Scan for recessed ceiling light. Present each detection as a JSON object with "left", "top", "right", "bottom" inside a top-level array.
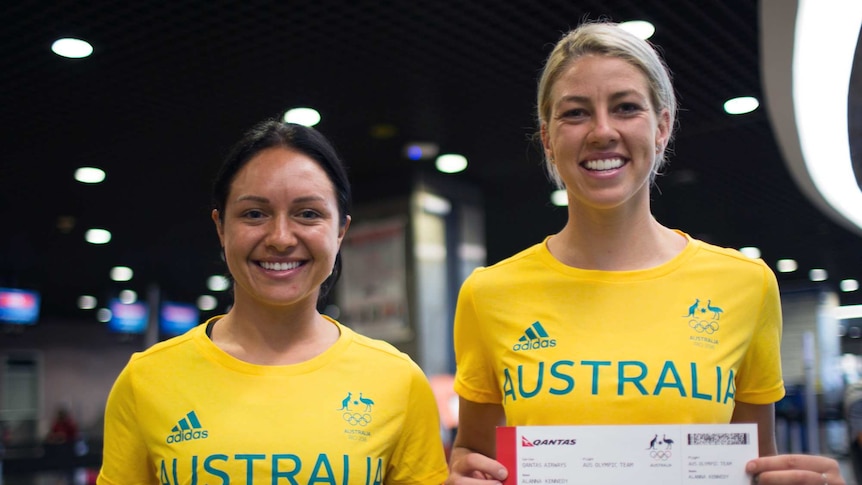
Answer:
[
  {"left": 550, "top": 189, "right": 568, "bottom": 207},
  {"left": 85, "top": 228, "right": 111, "bottom": 244},
  {"left": 283, "top": 107, "right": 320, "bottom": 127},
  {"left": 96, "top": 307, "right": 112, "bottom": 323},
  {"left": 77, "top": 295, "right": 97, "bottom": 310},
  {"left": 118, "top": 289, "right": 137, "bottom": 303},
  {"left": 110, "top": 266, "right": 134, "bottom": 282},
  {"left": 739, "top": 246, "right": 761, "bottom": 259},
  {"left": 724, "top": 96, "right": 759, "bottom": 115},
  {"left": 51, "top": 38, "right": 93, "bottom": 58},
  {"left": 619, "top": 20, "right": 655, "bottom": 40},
  {"left": 74, "top": 167, "right": 106, "bottom": 183},
  {"left": 776, "top": 259, "right": 798, "bottom": 273},
  {"left": 841, "top": 279, "right": 860, "bottom": 292},
  {"left": 207, "top": 275, "right": 230, "bottom": 292},
  {"left": 197, "top": 295, "right": 218, "bottom": 311},
  {"left": 435, "top": 154, "right": 467, "bottom": 174},
  {"left": 809, "top": 268, "right": 828, "bottom": 282}
]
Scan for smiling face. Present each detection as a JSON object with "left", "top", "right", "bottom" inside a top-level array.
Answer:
[
  {"left": 212, "top": 146, "right": 350, "bottom": 311},
  {"left": 541, "top": 54, "right": 670, "bottom": 212}
]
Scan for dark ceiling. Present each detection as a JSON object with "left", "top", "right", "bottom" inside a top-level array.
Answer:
[{"left": 1, "top": 0, "right": 861, "bottom": 326}]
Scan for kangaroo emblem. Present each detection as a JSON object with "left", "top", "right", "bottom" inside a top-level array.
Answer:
[
  {"left": 338, "top": 392, "right": 352, "bottom": 410},
  {"left": 683, "top": 299, "right": 700, "bottom": 317}
]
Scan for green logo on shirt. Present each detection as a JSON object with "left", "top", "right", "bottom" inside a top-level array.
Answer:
[{"left": 166, "top": 410, "right": 208, "bottom": 444}]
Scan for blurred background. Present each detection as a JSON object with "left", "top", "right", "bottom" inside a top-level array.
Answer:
[{"left": 1, "top": 0, "right": 861, "bottom": 483}]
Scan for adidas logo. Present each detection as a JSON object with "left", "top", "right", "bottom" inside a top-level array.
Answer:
[
  {"left": 166, "top": 410, "right": 209, "bottom": 444},
  {"left": 512, "top": 321, "right": 556, "bottom": 351}
]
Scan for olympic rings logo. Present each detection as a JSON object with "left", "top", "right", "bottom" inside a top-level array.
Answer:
[
  {"left": 650, "top": 450, "right": 672, "bottom": 461},
  {"left": 343, "top": 412, "right": 372, "bottom": 426},
  {"left": 688, "top": 319, "right": 719, "bottom": 334}
]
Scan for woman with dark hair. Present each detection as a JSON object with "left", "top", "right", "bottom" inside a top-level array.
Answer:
[{"left": 98, "top": 119, "right": 449, "bottom": 485}]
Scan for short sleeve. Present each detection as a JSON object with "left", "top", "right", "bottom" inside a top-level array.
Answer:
[
  {"left": 386, "top": 363, "right": 449, "bottom": 485},
  {"left": 734, "top": 263, "right": 785, "bottom": 404},
  {"left": 452, "top": 271, "right": 501, "bottom": 404},
  {"left": 97, "top": 359, "right": 158, "bottom": 485}
]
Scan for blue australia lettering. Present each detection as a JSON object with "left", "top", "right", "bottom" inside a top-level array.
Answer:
[
  {"left": 502, "top": 360, "right": 735, "bottom": 404},
  {"left": 158, "top": 453, "right": 384, "bottom": 485}
]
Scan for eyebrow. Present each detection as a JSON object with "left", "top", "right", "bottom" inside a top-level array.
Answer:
[
  {"left": 556, "top": 89, "right": 646, "bottom": 106},
  {"left": 233, "top": 194, "right": 327, "bottom": 204}
]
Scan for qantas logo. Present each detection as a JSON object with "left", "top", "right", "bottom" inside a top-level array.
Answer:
[{"left": 520, "top": 435, "right": 577, "bottom": 446}]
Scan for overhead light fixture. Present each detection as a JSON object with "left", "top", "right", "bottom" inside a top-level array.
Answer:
[
  {"left": 110, "top": 266, "right": 134, "bottom": 282},
  {"left": 85, "top": 228, "right": 111, "bottom": 244},
  {"left": 618, "top": 20, "right": 655, "bottom": 40},
  {"left": 739, "top": 247, "right": 761, "bottom": 259},
  {"left": 435, "top": 154, "right": 467, "bottom": 174},
  {"left": 550, "top": 189, "right": 568, "bottom": 207},
  {"left": 74, "top": 167, "right": 106, "bottom": 184},
  {"left": 761, "top": 0, "right": 862, "bottom": 235},
  {"left": 197, "top": 295, "right": 218, "bottom": 311},
  {"left": 776, "top": 259, "right": 798, "bottom": 273},
  {"left": 792, "top": 0, "right": 862, "bottom": 230},
  {"left": 96, "top": 307, "right": 112, "bottom": 323},
  {"left": 118, "top": 289, "right": 137, "bottom": 304},
  {"left": 51, "top": 38, "right": 93, "bottom": 58},
  {"left": 841, "top": 279, "right": 860, "bottom": 292},
  {"left": 207, "top": 275, "right": 230, "bottom": 292},
  {"left": 723, "top": 96, "right": 759, "bottom": 115},
  {"left": 283, "top": 107, "right": 321, "bottom": 127},
  {"left": 809, "top": 268, "right": 828, "bottom": 282},
  {"left": 77, "top": 295, "right": 97, "bottom": 310}
]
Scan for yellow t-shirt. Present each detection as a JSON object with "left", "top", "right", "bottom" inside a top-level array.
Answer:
[
  {"left": 454, "top": 233, "right": 784, "bottom": 425},
  {"left": 99, "top": 316, "right": 448, "bottom": 485}
]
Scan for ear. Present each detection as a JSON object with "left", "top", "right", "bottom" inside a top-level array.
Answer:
[
  {"left": 540, "top": 122, "right": 553, "bottom": 162},
  {"left": 211, "top": 209, "right": 225, "bottom": 247},
  {"left": 655, "top": 109, "right": 671, "bottom": 152},
  {"left": 337, "top": 215, "right": 351, "bottom": 248}
]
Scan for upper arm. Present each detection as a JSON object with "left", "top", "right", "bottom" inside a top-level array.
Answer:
[
  {"left": 731, "top": 401, "right": 777, "bottom": 456},
  {"left": 451, "top": 397, "right": 505, "bottom": 459}
]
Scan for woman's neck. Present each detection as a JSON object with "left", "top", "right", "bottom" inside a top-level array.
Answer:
[
  {"left": 549, "top": 206, "right": 686, "bottom": 271},
  {"left": 210, "top": 301, "right": 339, "bottom": 365}
]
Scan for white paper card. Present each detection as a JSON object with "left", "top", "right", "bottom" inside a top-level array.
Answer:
[{"left": 496, "top": 423, "right": 758, "bottom": 485}]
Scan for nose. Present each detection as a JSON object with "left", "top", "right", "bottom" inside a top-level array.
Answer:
[
  {"left": 586, "top": 111, "right": 618, "bottom": 146},
  {"left": 266, "top": 215, "right": 297, "bottom": 251}
]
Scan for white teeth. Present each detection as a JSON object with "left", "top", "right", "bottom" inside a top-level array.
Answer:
[
  {"left": 260, "top": 261, "right": 301, "bottom": 271},
  {"left": 584, "top": 158, "right": 624, "bottom": 171}
]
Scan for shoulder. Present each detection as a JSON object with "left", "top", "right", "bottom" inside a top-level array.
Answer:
[
  {"left": 124, "top": 322, "right": 205, "bottom": 369},
  {"left": 338, "top": 324, "right": 426, "bottom": 375},
  {"left": 462, "top": 239, "right": 548, "bottom": 287},
  {"left": 688, "top": 236, "right": 776, "bottom": 278}
]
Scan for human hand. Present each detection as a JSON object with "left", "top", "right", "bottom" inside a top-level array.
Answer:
[
  {"left": 746, "top": 454, "right": 845, "bottom": 485},
  {"left": 446, "top": 449, "right": 508, "bottom": 485}
]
